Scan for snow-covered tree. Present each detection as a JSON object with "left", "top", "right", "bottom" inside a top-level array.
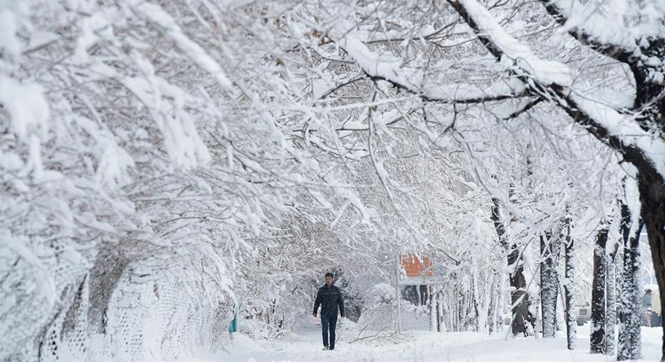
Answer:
[{"left": 2, "top": 0, "right": 660, "bottom": 360}]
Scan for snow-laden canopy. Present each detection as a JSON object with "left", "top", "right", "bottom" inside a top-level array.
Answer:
[{"left": 2, "top": 0, "right": 664, "bottom": 361}]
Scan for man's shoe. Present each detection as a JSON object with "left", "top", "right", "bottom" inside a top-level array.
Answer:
[{"left": 322, "top": 347, "right": 328, "bottom": 351}]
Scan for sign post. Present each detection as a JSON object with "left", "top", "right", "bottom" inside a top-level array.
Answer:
[
  {"left": 396, "top": 255, "right": 401, "bottom": 333},
  {"left": 396, "top": 254, "right": 444, "bottom": 333}
]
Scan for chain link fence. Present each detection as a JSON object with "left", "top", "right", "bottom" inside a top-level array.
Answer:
[
  {"left": 356, "top": 302, "right": 432, "bottom": 333},
  {"left": 1, "top": 260, "right": 233, "bottom": 362}
]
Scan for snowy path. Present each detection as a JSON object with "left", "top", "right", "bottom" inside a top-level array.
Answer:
[{"left": 190, "top": 324, "right": 663, "bottom": 362}]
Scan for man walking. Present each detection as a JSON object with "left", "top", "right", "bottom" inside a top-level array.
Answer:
[{"left": 313, "top": 272, "right": 345, "bottom": 350}]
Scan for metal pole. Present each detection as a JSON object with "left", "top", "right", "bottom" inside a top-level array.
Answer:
[
  {"left": 396, "top": 255, "right": 401, "bottom": 334},
  {"left": 430, "top": 285, "right": 436, "bottom": 332}
]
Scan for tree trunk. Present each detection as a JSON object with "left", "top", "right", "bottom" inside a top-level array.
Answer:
[
  {"left": 617, "top": 199, "right": 643, "bottom": 360},
  {"left": 473, "top": 271, "right": 482, "bottom": 332},
  {"left": 540, "top": 232, "right": 559, "bottom": 338},
  {"left": 438, "top": 289, "right": 446, "bottom": 332},
  {"left": 492, "top": 198, "right": 532, "bottom": 336},
  {"left": 606, "top": 239, "right": 619, "bottom": 356},
  {"left": 496, "top": 271, "right": 505, "bottom": 333},
  {"left": 488, "top": 278, "right": 495, "bottom": 334},
  {"left": 638, "top": 170, "right": 665, "bottom": 360},
  {"left": 484, "top": 272, "right": 495, "bottom": 333},
  {"left": 563, "top": 217, "right": 576, "bottom": 350},
  {"left": 508, "top": 243, "right": 531, "bottom": 336},
  {"left": 430, "top": 286, "right": 438, "bottom": 332},
  {"left": 533, "top": 291, "right": 542, "bottom": 338},
  {"left": 591, "top": 225, "right": 609, "bottom": 354}
]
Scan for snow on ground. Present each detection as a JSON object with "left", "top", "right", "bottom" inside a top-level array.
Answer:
[{"left": 187, "top": 321, "right": 662, "bottom": 362}]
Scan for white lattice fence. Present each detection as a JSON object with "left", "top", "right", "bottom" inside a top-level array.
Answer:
[
  {"left": 40, "top": 275, "right": 92, "bottom": 362},
  {"left": 0, "top": 238, "right": 91, "bottom": 362},
  {"left": 357, "top": 304, "right": 395, "bottom": 332},
  {"left": 399, "top": 304, "right": 431, "bottom": 331},
  {"left": 1, "top": 255, "right": 233, "bottom": 362},
  {"left": 90, "top": 265, "right": 233, "bottom": 362},
  {"left": 357, "top": 303, "right": 431, "bottom": 332}
]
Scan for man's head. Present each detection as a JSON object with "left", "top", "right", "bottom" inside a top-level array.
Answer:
[
  {"left": 325, "top": 272, "right": 333, "bottom": 286},
  {"left": 647, "top": 289, "right": 653, "bottom": 295}
]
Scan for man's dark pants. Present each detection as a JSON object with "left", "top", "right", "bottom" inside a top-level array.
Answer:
[{"left": 321, "top": 314, "right": 338, "bottom": 350}]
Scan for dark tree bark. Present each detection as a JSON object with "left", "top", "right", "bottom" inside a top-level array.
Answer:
[
  {"left": 606, "top": 237, "right": 619, "bottom": 355},
  {"left": 492, "top": 197, "right": 532, "bottom": 336},
  {"left": 540, "top": 232, "right": 560, "bottom": 338},
  {"left": 591, "top": 225, "right": 609, "bottom": 354},
  {"left": 510, "top": 267, "right": 531, "bottom": 336},
  {"left": 618, "top": 197, "right": 644, "bottom": 361},
  {"left": 638, "top": 171, "right": 665, "bottom": 360},
  {"left": 563, "top": 216, "right": 576, "bottom": 350},
  {"left": 472, "top": 276, "right": 481, "bottom": 332},
  {"left": 488, "top": 272, "right": 501, "bottom": 334}
]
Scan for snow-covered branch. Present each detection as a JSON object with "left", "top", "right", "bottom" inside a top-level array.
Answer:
[
  {"left": 445, "top": 0, "right": 665, "bottom": 179},
  {"left": 335, "top": 34, "right": 530, "bottom": 104},
  {"left": 539, "top": 0, "right": 635, "bottom": 64}
]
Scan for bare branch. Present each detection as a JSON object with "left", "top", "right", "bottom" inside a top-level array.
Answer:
[{"left": 503, "top": 97, "right": 544, "bottom": 120}]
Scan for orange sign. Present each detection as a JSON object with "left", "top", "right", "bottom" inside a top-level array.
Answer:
[{"left": 400, "top": 255, "right": 433, "bottom": 277}]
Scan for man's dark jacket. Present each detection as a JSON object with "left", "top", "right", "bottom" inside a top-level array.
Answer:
[{"left": 313, "top": 284, "right": 345, "bottom": 317}]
